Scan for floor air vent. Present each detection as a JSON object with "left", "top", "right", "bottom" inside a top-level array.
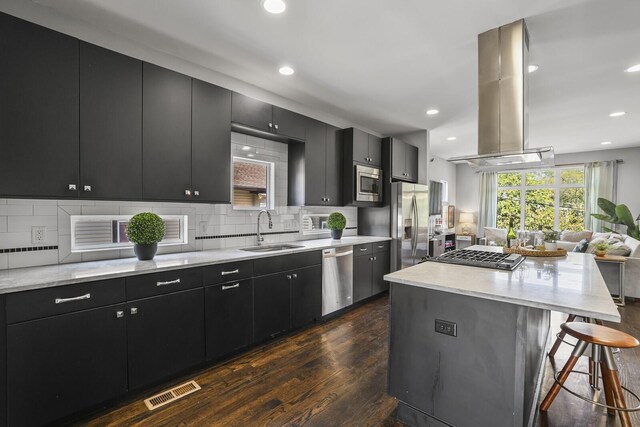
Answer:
[{"left": 144, "top": 380, "right": 201, "bottom": 410}]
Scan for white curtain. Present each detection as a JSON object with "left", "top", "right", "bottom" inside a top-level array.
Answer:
[
  {"left": 478, "top": 171, "right": 498, "bottom": 236},
  {"left": 585, "top": 161, "right": 618, "bottom": 232}
]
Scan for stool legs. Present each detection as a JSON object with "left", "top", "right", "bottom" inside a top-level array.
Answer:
[
  {"left": 600, "top": 361, "right": 616, "bottom": 415},
  {"left": 602, "top": 347, "right": 632, "bottom": 427},
  {"left": 540, "top": 340, "right": 589, "bottom": 411},
  {"left": 549, "top": 314, "right": 577, "bottom": 357}
]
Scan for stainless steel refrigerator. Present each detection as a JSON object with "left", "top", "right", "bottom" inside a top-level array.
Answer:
[{"left": 391, "top": 182, "right": 430, "bottom": 271}]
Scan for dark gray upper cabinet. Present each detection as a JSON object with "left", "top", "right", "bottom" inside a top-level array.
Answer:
[
  {"left": 324, "top": 125, "right": 343, "bottom": 206},
  {"left": 80, "top": 42, "right": 142, "bottom": 200},
  {"left": 272, "top": 106, "right": 307, "bottom": 140},
  {"left": 0, "top": 13, "right": 79, "bottom": 198},
  {"left": 344, "top": 128, "right": 382, "bottom": 167},
  {"left": 386, "top": 137, "right": 419, "bottom": 183},
  {"left": 302, "top": 119, "right": 327, "bottom": 206},
  {"left": 368, "top": 134, "right": 382, "bottom": 167},
  {"left": 192, "top": 79, "right": 232, "bottom": 203},
  {"left": 231, "top": 92, "right": 273, "bottom": 133},
  {"left": 142, "top": 63, "right": 192, "bottom": 201}
]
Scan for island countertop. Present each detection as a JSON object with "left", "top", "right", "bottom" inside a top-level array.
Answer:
[{"left": 384, "top": 245, "right": 620, "bottom": 322}]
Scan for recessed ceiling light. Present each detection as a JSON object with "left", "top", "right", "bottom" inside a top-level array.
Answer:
[
  {"left": 601, "top": 141, "right": 612, "bottom": 145},
  {"left": 426, "top": 109, "right": 439, "bottom": 116},
  {"left": 279, "top": 65, "right": 294, "bottom": 76},
  {"left": 625, "top": 64, "right": 640, "bottom": 73},
  {"left": 263, "top": 0, "right": 286, "bottom": 14},
  {"left": 609, "top": 111, "right": 626, "bottom": 117},
  {"left": 528, "top": 64, "right": 539, "bottom": 73},
  {"left": 247, "top": 153, "right": 255, "bottom": 157},
  {"left": 241, "top": 146, "right": 251, "bottom": 151},
  {"left": 446, "top": 137, "right": 457, "bottom": 141}
]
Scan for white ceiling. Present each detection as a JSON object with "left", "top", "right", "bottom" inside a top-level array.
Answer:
[{"left": 17, "top": 0, "right": 640, "bottom": 158}]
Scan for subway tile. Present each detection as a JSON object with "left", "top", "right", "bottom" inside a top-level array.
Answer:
[
  {"left": 225, "top": 215, "right": 248, "bottom": 225},
  {"left": 0, "top": 204, "right": 33, "bottom": 216},
  {"left": 0, "top": 232, "right": 32, "bottom": 249},
  {"left": 0, "top": 216, "right": 6, "bottom": 233},
  {"left": 57, "top": 199, "right": 96, "bottom": 206},
  {"left": 58, "top": 235, "right": 82, "bottom": 264},
  {"left": 202, "top": 239, "right": 224, "bottom": 250},
  {"left": 8, "top": 215, "right": 58, "bottom": 232},
  {"left": 7, "top": 198, "right": 56, "bottom": 205},
  {"left": 119, "top": 207, "right": 145, "bottom": 215},
  {"left": 81, "top": 250, "right": 121, "bottom": 262},
  {"left": 152, "top": 207, "right": 182, "bottom": 215},
  {"left": 0, "top": 254, "right": 7, "bottom": 269},
  {"left": 34, "top": 205, "right": 58, "bottom": 216},
  {"left": 8, "top": 250, "right": 59, "bottom": 269},
  {"left": 230, "top": 132, "right": 247, "bottom": 144},
  {"left": 0, "top": 199, "right": 7, "bottom": 205},
  {"left": 81, "top": 206, "right": 120, "bottom": 215}
]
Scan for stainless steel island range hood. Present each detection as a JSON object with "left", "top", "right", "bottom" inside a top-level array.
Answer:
[{"left": 449, "top": 19, "right": 554, "bottom": 169}]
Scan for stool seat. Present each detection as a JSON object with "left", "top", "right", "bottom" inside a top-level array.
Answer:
[{"left": 561, "top": 322, "right": 640, "bottom": 348}]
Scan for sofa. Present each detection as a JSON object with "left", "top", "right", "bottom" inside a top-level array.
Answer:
[{"left": 482, "top": 227, "right": 640, "bottom": 299}]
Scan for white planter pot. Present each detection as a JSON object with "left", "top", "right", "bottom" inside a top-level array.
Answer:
[{"left": 544, "top": 242, "right": 558, "bottom": 251}]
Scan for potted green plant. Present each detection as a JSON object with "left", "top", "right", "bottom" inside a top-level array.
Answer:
[
  {"left": 543, "top": 230, "right": 560, "bottom": 251},
  {"left": 327, "top": 212, "right": 347, "bottom": 240},
  {"left": 594, "top": 241, "right": 609, "bottom": 257},
  {"left": 125, "top": 212, "right": 165, "bottom": 260}
]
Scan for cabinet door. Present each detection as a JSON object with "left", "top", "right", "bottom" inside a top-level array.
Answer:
[
  {"left": 205, "top": 279, "right": 254, "bottom": 360},
  {"left": 231, "top": 92, "right": 273, "bottom": 132},
  {"left": 127, "top": 288, "right": 205, "bottom": 389},
  {"left": 253, "top": 273, "right": 291, "bottom": 342},
  {"left": 304, "top": 119, "right": 327, "bottom": 206},
  {"left": 0, "top": 13, "right": 79, "bottom": 198},
  {"left": 291, "top": 265, "right": 322, "bottom": 329},
  {"left": 405, "top": 143, "right": 419, "bottom": 183},
  {"left": 192, "top": 79, "right": 231, "bottom": 203},
  {"left": 7, "top": 305, "right": 127, "bottom": 427},
  {"left": 80, "top": 42, "right": 142, "bottom": 200},
  {"left": 368, "top": 134, "right": 383, "bottom": 167},
  {"left": 351, "top": 128, "right": 370, "bottom": 164},
  {"left": 372, "top": 251, "right": 390, "bottom": 294},
  {"left": 325, "top": 125, "right": 343, "bottom": 206},
  {"left": 142, "top": 63, "right": 192, "bottom": 201},
  {"left": 353, "top": 255, "right": 373, "bottom": 302},
  {"left": 273, "top": 106, "right": 306, "bottom": 140},
  {"left": 391, "top": 139, "right": 406, "bottom": 180}
]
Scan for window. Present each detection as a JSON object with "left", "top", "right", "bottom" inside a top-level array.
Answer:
[
  {"left": 496, "top": 167, "right": 585, "bottom": 231},
  {"left": 232, "top": 157, "right": 274, "bottom": 210}
]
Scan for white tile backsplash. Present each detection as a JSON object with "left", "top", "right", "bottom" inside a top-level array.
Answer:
[{"left": 8, "top": 250, "right": 59, "bottom": 269}]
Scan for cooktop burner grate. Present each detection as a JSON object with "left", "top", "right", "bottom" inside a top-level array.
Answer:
[{"left": 430, "top": 248, "right": 525, "bottom": 271}]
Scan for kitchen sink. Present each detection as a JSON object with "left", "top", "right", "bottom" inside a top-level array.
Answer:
[{"left": 240, "top": 244, "right": 304, "bottom": 253}]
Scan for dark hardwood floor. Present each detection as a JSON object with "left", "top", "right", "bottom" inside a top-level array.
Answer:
[{"left": 78, "top": 296, "right": 640, "bottom": 427}]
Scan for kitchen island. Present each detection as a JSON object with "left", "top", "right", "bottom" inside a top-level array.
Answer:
[{"left": 384, "top": 246, "right": 620, "bottom": 427}]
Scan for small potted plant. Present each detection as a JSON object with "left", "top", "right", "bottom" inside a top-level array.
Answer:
[
  {"left": 327, "top": 212, "right": 347, "bottom": 240},
  {"left": 543, "top": 230, "right": 560, "bottom": 251},
  {"left": 125, "top": 212, "right": 165, "bottom": 261},
  {"left": 594, "top": 241, "right": 609, "bottom": 257}
]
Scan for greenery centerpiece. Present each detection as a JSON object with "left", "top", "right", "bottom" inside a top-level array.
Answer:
[
  {"left": 125, "top": 212, "right": 165, "bottom": 260},
  {"left": 591, "top": 197, "right": 640, "bottom": 239},
  {"left": 327, "top": 212, "right": 347, "bottom": 240},
  {"left": 594, "top": 241, "right": 609, "bottom": 257},
  {"left": 543, "top": 230, "right": 560, "bottom": 251}
]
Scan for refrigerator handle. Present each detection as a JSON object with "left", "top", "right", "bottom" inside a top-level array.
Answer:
[{"left": 412, "top": 194, "right": 418, "bottom": 259}]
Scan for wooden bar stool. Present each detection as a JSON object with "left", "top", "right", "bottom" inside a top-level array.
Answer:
[{"left": 540, "top": 322, "right": 640, "bottom": 426}]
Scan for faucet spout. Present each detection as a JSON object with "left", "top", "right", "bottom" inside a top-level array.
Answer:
[{"left": 257, "top": 210, "right": 273, "bottom": 246}]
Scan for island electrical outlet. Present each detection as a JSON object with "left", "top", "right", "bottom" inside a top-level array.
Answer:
[{"left": 435, "top": 319, "right": 457, "bottom": 337}]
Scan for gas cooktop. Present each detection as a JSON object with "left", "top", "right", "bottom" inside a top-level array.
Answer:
[{"left": 429, "top": 248, "right": 525, "bottom": 271}]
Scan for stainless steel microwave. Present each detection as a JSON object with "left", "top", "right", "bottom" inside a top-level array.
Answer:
[{"left": 355, "top": 164, "right": 383, "bottom": 202}]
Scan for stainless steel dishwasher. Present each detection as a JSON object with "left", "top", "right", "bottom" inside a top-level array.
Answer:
[{"left": 322, "top": 246, "right": 353, "bottom": 316}]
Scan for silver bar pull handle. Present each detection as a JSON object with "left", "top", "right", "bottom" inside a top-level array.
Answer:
[
  {"left": 55, "top": 293, "right": 91, "bottom": 304},
  {"left": 221, "top": 269, "right": 239, "bottom": 276},
  {"left": 156, "top": 278, "right": 181, "bottom": 286},
  {"left": 222, "top": 283, "right": 240, "bottom": 290},
  {"left": 359, "top": 248, "right": 368, "bottom": 251}
]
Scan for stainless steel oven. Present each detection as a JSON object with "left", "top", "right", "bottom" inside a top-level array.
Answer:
[{"left": 355, "top": 164, "right": 383, "bottom": 202}]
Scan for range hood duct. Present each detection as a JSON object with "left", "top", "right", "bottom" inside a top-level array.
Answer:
[{"left": 449, "top": 19, "right": 554, "bottom": 169}]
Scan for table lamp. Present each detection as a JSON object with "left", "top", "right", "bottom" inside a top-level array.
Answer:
[{"left": 459, "top": 212, "right": 474, "bottom": 235}]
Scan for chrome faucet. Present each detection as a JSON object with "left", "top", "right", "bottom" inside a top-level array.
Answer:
[{"left": 256, "top": 210, "right": 272, "bottom": 245}]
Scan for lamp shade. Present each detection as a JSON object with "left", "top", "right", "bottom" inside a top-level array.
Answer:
[{"left": 459, "top": 212, "right": 474, "bottom": 224}]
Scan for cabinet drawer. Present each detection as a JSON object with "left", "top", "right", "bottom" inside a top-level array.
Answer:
[
  {"left": 253, "top": 251, "right": 322, "bottom": 276},
  {"left": 354, "top": 243, "right": 373, "bottom": 257},
  {"left": 6, "top": 278, "right": 126, "bottom": 324},
  {"left": 126, "top": 268, "right": 202, "bottom": 300},
  {"left": 373, "top": 241, "right": 390, "bottom": 254},
  {"left": 203, "top": 260, "right": 253, "bottom": 286}
]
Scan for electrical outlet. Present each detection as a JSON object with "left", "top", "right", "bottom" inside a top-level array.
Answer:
[
  {"left": 31, "top": 226, "right": 46, "bottom": 244},
  {"left": 435, "top": 319, "right": 457, "bottom": 337}
]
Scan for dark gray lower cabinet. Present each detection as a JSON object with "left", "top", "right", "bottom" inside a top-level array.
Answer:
[
  {"left": 205, "top": 279, "right": 254, "bottom": 360},
  {"left": 354, "top": 247, "right": 390, "bottom": 302},
  {"left": 291, "top": 265, "right": 322, "bottom": 329},
  {"left": 253, "top": 272, "right": 292, "bottom": 342},
  {"left": 7, "top": 304, "right": 127, "bottom": 427},
  {"left": 372, "top": 251, "right": 391, "bottom": 294},
  {"left": 127, "top": 288, "right": 205, "bottom": 389},
  {"left": 353, "top": 255, "right": 374, "bottom": 302}
]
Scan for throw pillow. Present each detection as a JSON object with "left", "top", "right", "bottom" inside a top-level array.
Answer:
[
  {"left": 560, "top": 230, "right": 593, "bottom": 242},
  {"left": 586, "top": 237, "right": 606, "bottom": 254},
  {"left": 606, "top": 242, "right": 632, "bottom": 257},
  {"left": 572, "top": 238, "right": 589, "bottom": 253},
  {"left": 625, "top": 236, "right": 640, "bottom": 258},
  {"left": 484, "top": 227, "right": 507, "bottom": 245}
]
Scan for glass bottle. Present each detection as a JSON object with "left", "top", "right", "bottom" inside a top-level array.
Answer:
[{"left": 507, "top": 218, "right": 517, "bottom": 248}]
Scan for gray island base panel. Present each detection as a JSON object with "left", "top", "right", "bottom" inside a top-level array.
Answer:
[{"left": 384, "top": 247, "right": 620, "bottom": 427}]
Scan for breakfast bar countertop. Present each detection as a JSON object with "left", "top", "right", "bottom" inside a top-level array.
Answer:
[
  {"left": 0, "top": 236, "right": 390, "bottom": 295},
  {"left": 384, "top": 245, "right": 621, "bottom": 322}
]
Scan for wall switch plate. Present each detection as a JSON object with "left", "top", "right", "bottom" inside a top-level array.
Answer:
[
  {"left": 31, "top": 226, "right": 46, "bottom": 244},
  {"left": 435, "top": 319, "right": 457, "bottom": 337}
]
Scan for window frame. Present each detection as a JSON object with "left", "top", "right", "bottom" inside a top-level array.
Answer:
[
  {"left": 496, "top": 166, "right": 585, "bottom": 230},
  {"left": 231, "top": 156, "right": 275, "bottom": 211}
]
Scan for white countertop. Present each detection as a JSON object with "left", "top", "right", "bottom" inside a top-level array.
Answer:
[
  {"left": 384, "top": 245, "right": 621, "bottom": 322},
  {"left": 0, "top": 236, "right": 390, "bottom": 295}
]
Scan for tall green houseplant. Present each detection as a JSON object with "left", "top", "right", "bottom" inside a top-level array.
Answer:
[{"left": 591, "top": 197, "right": 640, "bottom": 239}]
